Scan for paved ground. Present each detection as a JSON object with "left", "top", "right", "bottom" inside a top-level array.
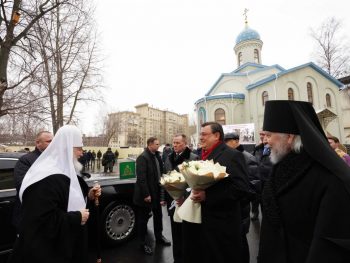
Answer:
[
  {"left": 86, "top": 161, "right": 261, "bottom": 263},
  {"left": 88, "top": 207, "right": 261, "bottom": 263}
]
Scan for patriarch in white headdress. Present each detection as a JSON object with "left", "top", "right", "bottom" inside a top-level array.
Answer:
[{"left": 20, "top": 125, "right": 86, "bottom": 211}]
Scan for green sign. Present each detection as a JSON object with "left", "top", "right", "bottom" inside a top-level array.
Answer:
[{"left": 119, "top": 161, "right": 136, "bottom": 179}]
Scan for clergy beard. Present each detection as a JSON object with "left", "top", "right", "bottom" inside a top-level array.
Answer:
[
  {"left": 270, "top": 135, "right": 291, "bottom": 164},
  {"left": 73, "top": 158, "right": 83, "bottom": 174}
]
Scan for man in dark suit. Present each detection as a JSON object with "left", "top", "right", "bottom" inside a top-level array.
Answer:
[
  {"left": 251, "top": 131, "right": 272, "bottom": 220},
  {"left": 133, "top": 137, "right": 171, "bottom": 255},
  {"left": 164, "top": 134, "right": 199, "bottom": 263},
  {"left": 183, "top": 122, "right": 254, "bottom": 263},
  {"left": 13, "top": 131, "right": 53, "bottom": 231}
]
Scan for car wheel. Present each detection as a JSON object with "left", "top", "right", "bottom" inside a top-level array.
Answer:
[{"left": 101, "top": 201, "right": 136, "bottom": 245}]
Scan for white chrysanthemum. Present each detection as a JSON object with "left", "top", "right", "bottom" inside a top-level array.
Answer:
[
  {"left": 182, "top": 160, "right": 227, "bottom": 178},
  {"left": 160, "top": 171, "right": 185, "bottom": 184}
]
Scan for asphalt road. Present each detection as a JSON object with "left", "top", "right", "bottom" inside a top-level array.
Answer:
[{"left": 88, "top": 206, "right": 261, "bottom": 263}]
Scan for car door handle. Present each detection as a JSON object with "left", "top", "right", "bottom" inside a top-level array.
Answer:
[{"left": 0, "top": 200, "right": 11, "bottom": 204}]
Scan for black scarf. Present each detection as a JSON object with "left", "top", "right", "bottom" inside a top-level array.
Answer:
[
  {"left": 262, "top": 150, "right": 313, "bottom": 228},
  {"left": 168, "top": 147, "right": 192, "bottom": 171}
]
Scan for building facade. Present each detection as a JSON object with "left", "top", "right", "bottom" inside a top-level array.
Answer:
[
  {"left": 195, "top": 20, "right": 350, "bottom": 144},
  {"left": 108, "top": 104, "right": 189, "bottom": 147}
]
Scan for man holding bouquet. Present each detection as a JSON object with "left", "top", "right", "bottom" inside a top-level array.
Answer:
[
  {"left": 184, "top": 122, "right": 254, "bottom": 263},
  {"left": 164, "top": 134, "right": 199, "bottom": 263}
]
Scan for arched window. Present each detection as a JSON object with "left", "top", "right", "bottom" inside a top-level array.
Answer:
[
  {"left": 262, "top": 91, "right": 269, "bottom": 106},
  {"left": 326, "top": 93, "right": 332, "bottom": 107},
  {"left": 254, "top": 49, "right": 260, "bottom": 64},
  {"left": 198, "top": 107, "right": 206, "bottom": 126},
  {"left": 307, "top": 82, "right": 313, "bottom": 104},
  {"left": 288, "top": 88, "right": 294, "bottom": 100},
  {"left": 215, "top": 108, "right": 226, "bottom": 125},
  {"left": 238, "top": 52, "right": 242, "bottom": 66}
]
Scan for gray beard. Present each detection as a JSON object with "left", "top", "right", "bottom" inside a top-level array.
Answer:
[
  {"left": 270, "top": 141, "right": 290, "bottom": 164},
  {"left": 73, "top": 158, "right": 83, "bottom": 174}
]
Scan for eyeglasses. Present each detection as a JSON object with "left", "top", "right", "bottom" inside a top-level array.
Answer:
[{"left": 200, "top": 132, "right": 213, "bottom": 137}]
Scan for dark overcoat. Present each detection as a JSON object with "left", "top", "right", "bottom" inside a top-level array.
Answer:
[
  {"left": 258, "top": 151, "right": 350, "bottom": 263},
  {"left": 133, "top": 148, "right": 164, "bottom": 208},
  {"left": 9, "top": 174, "right": 89, "bottom": 263},
  {"left": 200, "top": 143, "right": 254, "bottom": 263},
  {"left": 13, "top": 148, "right": 42, "bottom": 230}
]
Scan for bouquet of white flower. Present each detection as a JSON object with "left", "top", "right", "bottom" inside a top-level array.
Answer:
[
  {"left": 160, "top": 170, "right": 188, "bottom": 222},
  {"left": 177, "top": 160, "right": 228, "bottom": 224}
]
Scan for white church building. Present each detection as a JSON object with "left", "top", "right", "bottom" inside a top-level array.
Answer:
[{"left": 195, "top": 20, "right": 350, "bottom": 144}]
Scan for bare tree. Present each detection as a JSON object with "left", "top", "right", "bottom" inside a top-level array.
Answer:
[
  {"left": 30, "top": 0, "right": 102, "bottom": 133},
  {"left": 0, "top": 110, "right": 48, "bottom": 145},
  {"left": 310, "top": 17, "right": 350, "bottom": 78},
  {"left": 0, "top": 0, "right": 68, "bottom": 117},
  {"left": 103, "top": 112, "right": 121, "bottom": 147}
]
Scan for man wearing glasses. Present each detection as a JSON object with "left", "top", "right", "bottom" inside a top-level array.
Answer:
[{"left": 183, "top": 122, "right": 254, "bottom": 263}]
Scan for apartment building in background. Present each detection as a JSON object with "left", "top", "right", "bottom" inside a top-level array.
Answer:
[{"left": 108, "top": 104, "right": 189, "bottom": 147}]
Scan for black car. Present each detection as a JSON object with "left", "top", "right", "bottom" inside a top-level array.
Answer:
[
  {"left": 0, "top": 152, "right": 137, "bottom": 258},
  {"left": 0, "top": 152, "right": 25, "bottom": 257}
]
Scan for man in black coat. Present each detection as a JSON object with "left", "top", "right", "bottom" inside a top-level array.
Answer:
[
  {"left": 133, "top": 137, "right": 171, "bottom": 255},
  {"left": 102, "top": 148, "right": 115, "bottom": 173},
  {"left": 251, "top": 131, "right": 272, "bottom": 220},
  {"left": 164, "top": 134, "right": 199, "bottom": 263},
  {"left": 258, "top": 100, "right": 350, "bottom": 263},
  {"left": 224, "top": 132, "right": 258, "bottom": 263},
  {"left": 184, "top": 122, "right": 254, "bottom": 263},
  {"left": 13, "top": 131, "right": 53, "bottom": 231}
]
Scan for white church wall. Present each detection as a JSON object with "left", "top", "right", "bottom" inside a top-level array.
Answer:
[
  {"left": 281, "top": 81, "right": 300, "bottom": 100},
  {"left": 233, "top": 103, "right": 245, "bottom": 124},
  {"left": 214, "top": 78, "right": 246, "bottom": 94},
  {"left": 339, "top": 90, "right": 350, "bottom": 144},
  {"left": 249, "top": 68, "right": 281, "bottom": 84}
]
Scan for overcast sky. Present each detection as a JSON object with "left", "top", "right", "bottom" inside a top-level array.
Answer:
[{"left": 80, "top": 0, "right": 349, "bottom": 135}]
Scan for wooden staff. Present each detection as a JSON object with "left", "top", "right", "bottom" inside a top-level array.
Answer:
[{"left": 94, "top": 181, "right": 102, "bottom": 263}]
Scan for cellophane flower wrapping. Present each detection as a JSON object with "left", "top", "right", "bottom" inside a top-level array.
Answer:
[
  {"left": 177, "top": 160, "right": 228, "bottom": 224},
  {"left": 160, "top": 170, "right": 188, "bottom": 222}
]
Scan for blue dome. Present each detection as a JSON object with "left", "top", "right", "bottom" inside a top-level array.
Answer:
[{"left": 235, "top": 27, "right": 260, "bottom": 45}]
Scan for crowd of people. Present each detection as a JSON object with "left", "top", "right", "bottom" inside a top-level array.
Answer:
[
  {"left": 133, "top": 100, "right": 350, "bottom": 263},
  {"left": 7, "top": 100, "right": 350, "bottom": 263}
]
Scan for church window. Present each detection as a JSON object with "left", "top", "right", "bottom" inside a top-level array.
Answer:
[
  {"left": 254, "top": 49, "right": 260, "bottom": 63},
  {"left": 215, "top": 108, "right": 226, "bottom": 125},
  {"left": 288, "top": 88, "right": 294, "bottom": 100},
  {"left": 307, "top": 82, "right": 313, "bottom": 104},
  {"left": 238, "top": 52, "right": 242, "bottom": 66},
  {"left": 326, "top": 93, "right": 332, "bottom": 107},
  {"left": 262, "top": 91, "right": 268, "bottom": 106},
  {"left": 198, "top": 107, "right": 206, "bottom": 125}
]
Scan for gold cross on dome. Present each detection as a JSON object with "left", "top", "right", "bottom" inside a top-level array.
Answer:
[{"left": 243, "top": 8, "right": 249, "bottom": 24}]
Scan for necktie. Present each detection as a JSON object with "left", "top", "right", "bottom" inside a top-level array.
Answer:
[{"left": 263, "top": 146, "right": 269, "bottom": 155}]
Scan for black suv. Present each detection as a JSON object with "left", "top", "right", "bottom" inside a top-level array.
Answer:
[
  {"left": 0, "top": 152, "right": 137, "bottom": 258},
  {"left": 0, "top": 152, "right": 25, "bottom": 257}
]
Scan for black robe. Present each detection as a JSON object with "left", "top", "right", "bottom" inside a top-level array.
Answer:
[
  {"left": 258, "top": 151, "right": 350, "bottom": 263},
  {"left": 9, "top": 174, "right": 89, "bottom": 263}
]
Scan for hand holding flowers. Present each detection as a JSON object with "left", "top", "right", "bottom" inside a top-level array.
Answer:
[
  {"left": 177, "top": 160, "right": 228, "bottom": 224},
  {"left": 160, "top": 170, "right": 188, "bottom": 222}
]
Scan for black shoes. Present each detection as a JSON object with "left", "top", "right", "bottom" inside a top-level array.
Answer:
[
  {"left": 140, "top": 244, "right": 153, "bottom": 255},
  {"left": 156, "top": 236, "right": 171, "bottom": 246}
]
